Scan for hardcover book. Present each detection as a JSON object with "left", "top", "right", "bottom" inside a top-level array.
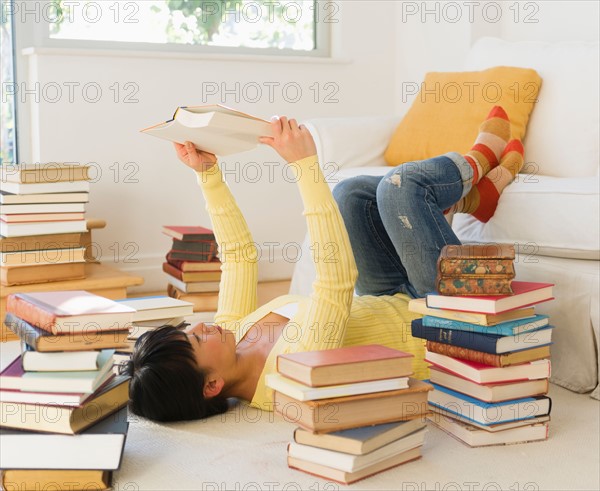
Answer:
[
  {"left": 436, "top": 276, "right": 514, "bottom": 296},
  {"left": 274, "top": 378, "right": 432, "bottom": 433},
  {"left": 162, "top": 225, "right": 215, "bottom": 241},
  {"left": 142, "top": 104, "right": 271, "bottom": 156},
  {"left": 0, "top": 190, "right": 89, "bottom": 205},
  {"left": 1, "top": 262, "right": 86, "bottom": 286},
  {"left": 421, "top": 314, "right": 549, "bottom": 336},
  {"left": 115, "top": 295, "right": 194, "bottom": 323},
  {"left": 276, "top": 345, "right": 414, "bottom": 387},
  {"left": 2, "top": 470, "right": 111, "bottom": 491},
  {"left": 0, "top": 163, "right": 91, "bottom": 183},
  {"left": 162, "top": 262, "right": 222, "bottom": 282},
  {"left": 0, "top": 232, "right": 83, "bottom": 253},
  {"left": 0, "top": 407, "right": 129, "bottom": 470}
]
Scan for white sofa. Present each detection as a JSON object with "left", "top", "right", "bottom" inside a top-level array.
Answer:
[{"left": 290, "top": 37, "right": 600, "bottom": 399}]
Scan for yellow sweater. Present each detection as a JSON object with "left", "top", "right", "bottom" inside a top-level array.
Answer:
[{"left": 196, "top": 155, "right": 427, "bottom": 411}]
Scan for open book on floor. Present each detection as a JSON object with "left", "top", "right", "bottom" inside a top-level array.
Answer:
[{"left": 141, "top": 104, "right": 272, "bottom": 156}]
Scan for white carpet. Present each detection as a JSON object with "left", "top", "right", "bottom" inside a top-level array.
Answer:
[{"left": 2, "top": 341, "right": 599, "bottom": 490}]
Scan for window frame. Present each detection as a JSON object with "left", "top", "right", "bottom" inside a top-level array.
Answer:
[
  {"left": 1, "top": 0, "right": 19, "bottom": 164},
  {"left": 17, "top": 0, "right": 332, "bottom": 58}
]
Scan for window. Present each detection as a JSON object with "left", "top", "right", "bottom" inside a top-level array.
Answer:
[
  {"left": 1, "top": 0, "right": 17, "bottom": 164},
  {"left": 24, "top": 0, "right": 334, "bottom": 56}
]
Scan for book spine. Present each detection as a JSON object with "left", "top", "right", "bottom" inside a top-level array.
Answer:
[
  {"left": 4, "top": 313, "right": 43, "bottom": 349},
  {"left": 422, "top": 316, "right": 517, "bottom": 336},
  {"left": 425, "top": 341, "right": 503, "bottom": 367},
  {"left": 411, "top": 319, "right": 499, "bottom": 354},
  {"left": 438, "top": 259, "right": 515, "bottom": 276},
  {"left": 6, "top": 295, "right": 57, "bottom": 334},
  {"left": 436, "top": 276, "right": 514, "bottom": 296},
  {"left": 162, "top": 262, "right": 183, "bottom": 280}
]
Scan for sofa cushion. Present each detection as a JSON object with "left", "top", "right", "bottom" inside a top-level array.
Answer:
[
  {"left": 465, "top": 37, "right": 600, "bottom": 178},
  {"left": 452, "top": 176, "right": 600, "bottom": 260},
  {"left": 384, "top": 66, "right": 541, "bottom": 166}
]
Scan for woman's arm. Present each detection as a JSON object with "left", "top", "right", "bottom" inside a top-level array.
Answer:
[
  {"left": 259, "top": 118, "right": 358, "bottom": 352},
  {"left": 173, "top": 142, "right": 258, "bottom": 333}
]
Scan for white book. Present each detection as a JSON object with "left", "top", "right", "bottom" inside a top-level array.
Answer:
[
  {"left": 1, "top": 247, "right": 86, "bottom": 267},
  {"left": 116, "top": 296, "right": 194, "bottom": 322},
  {"left": 0, "top": 202, "right": 86, "bottom": 214},
  {"left": 22, "top": 349, "right": 110, "bottom": 372},
  {"left": 0, "top": 191, "right": 89, "bottom": 205},
  {"left": 0, "top": 180, "right": 90, "bottom": 195},
  {"left": 165, "top": 273, "right": 220, "bottom": 293},
  {"left": 266, "top": 373, "right": 410, "bottom": 401},
  {"left": 141, "top": 104, "right": 272, "bottom": 156},
  {"left": 287, "top": 428, "right": 427, "bottom": 473},
  {"left": 0, "top": 219, "right": 88, "bottom": 237}
]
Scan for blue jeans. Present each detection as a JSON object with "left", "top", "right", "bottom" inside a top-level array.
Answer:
[{"left": 332, "top": 153, "right": 473, "bottom": 298}]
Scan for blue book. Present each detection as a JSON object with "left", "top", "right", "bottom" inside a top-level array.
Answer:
[
  {"left": 411, "top": 318, "right": 553, "bottom": 354},
  {"left": 422, "top": 314, "right": 549, "bottom": 336},
  {"left": 427, "top": 381, "right": 552, "bottom": 426}
]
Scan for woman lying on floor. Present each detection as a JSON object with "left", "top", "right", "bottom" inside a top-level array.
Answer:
[{"left": 124, "top": 108, "right": 523, "bottom": 422}]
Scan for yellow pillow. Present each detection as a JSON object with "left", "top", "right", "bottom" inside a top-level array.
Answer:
[{"left": 384, "top": 66, "right": 542, "bottom": 166}]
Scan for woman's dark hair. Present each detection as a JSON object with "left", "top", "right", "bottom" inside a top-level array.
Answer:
[{"left": 121, "top": 326, "right": 228, "bottom": 422}]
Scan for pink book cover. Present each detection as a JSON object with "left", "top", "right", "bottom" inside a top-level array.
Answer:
[
  {"left": 278, "top": 345, "right": 413, "bottom": 369},
  {"left": 162, "top": 225, "right": 214, "bottom": 240}
]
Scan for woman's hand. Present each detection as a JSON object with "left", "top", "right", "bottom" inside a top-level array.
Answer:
[
  {"left": 259, "top": 116, "right": 317, "bottom": 163},
  {"left": 173, "top": 141, "right": 217, "bottom": 172}
]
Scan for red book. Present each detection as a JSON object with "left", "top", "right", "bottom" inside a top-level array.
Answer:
[
  {"left": 277, "top": 345, "right": 414, "bottom": 387},
  {"left": 6, "top": 291, "right": 135, "bottom": 335},
  {"left": 425, "top": 281, "right": 554, "bottom": 314},
  {"left": 162, "top": 225, "right": 214, "bottom": 241},
  {"left": 167, "top": 257, "right": 222, "bottom": 272}
]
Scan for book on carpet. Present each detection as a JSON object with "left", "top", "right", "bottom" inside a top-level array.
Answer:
[
  {"left": 163, "top": 261, "right": 222, "bottom": 282},
  {"left": 0, "top": 190, "right": 89, "bottom": 205},
  {"left": 287, "top": 427, "right": 427, "bottom": 474},
  {"left": 21, "top": 346, "right": 111, "bottom": 372},
  {"left": 287, "top": 446, "right": 421, "bottom": 485},
  {"left": 276, "top": 344, "right": 414, "bottom": 387},
  {"left": 1, "top": 246, "right": 86, "bottom": 267},
  {"left": 425, "top": 281, "right": 554, "bottom": 314},
  {"left": 0, "top": 406, "right": 129, "bottom": 470},
  {"left": 424, "top": 350, "right": 551, "bottom": 383},
  {"left": 0, "top": 219, "right": 88, "bottom": 238},
  {"left": 141, "top": 104, "right": 271, "bottom": 156},
  {"left": 436, "top": 276, "right": 514, "bottom": 296},
  {"left": 1, "top": 262, "right": 86, "bottom": 286},
  {"left": 265, "top": 373, "right": 409, "bottom": 401},
  {"left": 4, "top": 313, "right": 129, "bottom": 352},
  {"left": 165, "top": 274, "right": 221, "bottom": 293},
  {"left": 425, "top": 341, "right": 551, "bottom": 368},
  {"left": 274, "top": 378, "right": 432, "bottom": 433},
  {"left": 411, "top": 318, "right": 553, "bottom": 354},
  {"left": 167, "top": 257, "right": 222, "bottom": 272},
  {"left": 293, "top": 419, "right": 427, "bottom": 456},
  {"left": 436, "top": 243, "right": 515, "bottom": 274},
  {"left": 0, "top": 163, "right": 91, "bottom": 183},
  {"left": 2, "top": 470, "right": 111, "bottom": 491},
  {"left": 1, "top": 202, "right": 86, "bottom": 214},
  {"left": 115, "top": 295, "right": 194, "bottom": 322},
  {"left": 162, "top": 225, "right": 215, "bottom": 241},
  {"left": 428, "top": 405, "right": 551, "bottom": 432},
  {"left": 427, "top": 382, "right": 552, "bottom": 425},
  {"left": 0, "top": 180, "right": 90, "bottom": 195},
  {"left": 1, "top": 212, "right": 86, "bottom": 223},
  {"left": 428, "top": 413, "right": 549, "bottom": 447},
  {"left": 0, "top": 375, "right": 129, "bottom": 433},
  {"left": 422, "top": 314, "right": 549, "bottom": 336},
  {"left": 167, "top": 284, "right": 219, "bottom": 312},
  {"left": 0, "top": 351, "right": 115, "bottom": 393},
  {"left": 6, "top": 290, "right": 136, "bottom": 335},
  {"left": 428, "top": 366, "right": 549, "bottom": 403},
  {"left": 408, "top": 298, "right": 536, "bottom": 326},
  {"left": 0, "top": 232, "right": 83, "bottom": 253}
]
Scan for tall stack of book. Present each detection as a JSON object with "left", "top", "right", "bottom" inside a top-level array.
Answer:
[
  {"left": 163, "top": 225, "right": 221, "bottom": 312},
  {"left": 266, "top": 345, "right": 432, "bottom": 484},
  {"left": 0, "top": 163, "right": 91, "bottom": 286},
  {"left": 0, "top": 290, "right": 134, "bottom": 489},
  {"left": 409, "top": 244, "right": 555, "bottom": 447}
]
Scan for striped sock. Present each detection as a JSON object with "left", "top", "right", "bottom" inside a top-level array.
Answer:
[
  {"left": 464, "top": 106, "right": 511, "bottom": 185},
  {"left": 450, "top": 140, "right": 525, "bottom": 222}
]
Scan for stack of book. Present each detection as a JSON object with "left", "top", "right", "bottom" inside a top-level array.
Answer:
[
  {"left": 410, "top": 256, "right": 555, "bottom": 447},
  {"left": 0, "top": 290, "right": 135, "bottom": 489},
  {"left": 435, "top": 243, "right": 516, "bottom": 295},
  {"left": 163, "top": 225, "right": 222, "bottom": 311},
  {"left": 0, "top": 163, "right": 92, "bottom": 287},
  {"left": 266, "top": 345, "right": 432, "bottom": 484}
]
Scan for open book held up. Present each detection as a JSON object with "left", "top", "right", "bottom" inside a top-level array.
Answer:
[{"left": 141, "top": 104, "right": 272, "bottom": 156}]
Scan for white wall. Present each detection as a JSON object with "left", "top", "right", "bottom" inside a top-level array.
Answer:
[
  {"left": 15, "top": 1, "right": 399, "bottom": 292},
  {"left": 14, "top": 1, "right": 599, "bottom": 293}
]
